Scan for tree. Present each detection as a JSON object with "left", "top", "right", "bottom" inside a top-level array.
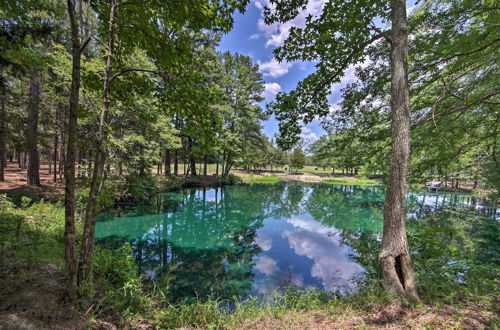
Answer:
[
  {"left": 331, "top": 0, "right": 499, "bottom": 187},
  {"left": 263, "top": 0, "right": 419, "bottom": 300},
  {"left": 289, "top": 148, "right": 305, "bottom": 172},
  {"left": 64, "top": 0, "right": 90, "bottom": 300},
  {"left": 78, "top": 0, "right": 250, "bottom": 286},
  {"left": 216, "top": 51, "right": 266, "bottom": 176}
]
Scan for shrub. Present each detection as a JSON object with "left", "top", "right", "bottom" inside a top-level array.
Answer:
[
  {"left": 158, "top": 174, "right": 184, "bottom": 191},
  {"left": 220, "top": 174, "right": 242, "bottom": 185},
  {"left": 92, "top": 244, "right": 151, "bottom": 316},
  {"left": 124, "top": 173, "right": 158, "bottom": 202}
]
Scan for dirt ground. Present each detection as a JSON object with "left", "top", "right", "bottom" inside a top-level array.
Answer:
[
  {"left": 0, "top": 264, "right": 86, "bottom": 330},
  {"left": 0, "top": 162, "right": 64, "bottom": 201}
]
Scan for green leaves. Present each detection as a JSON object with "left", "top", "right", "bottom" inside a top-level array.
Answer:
[{"left": 263, "top": 0, "right": 389, "bottom": 148}]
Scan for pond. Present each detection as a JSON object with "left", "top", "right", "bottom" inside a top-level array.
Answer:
[{"left": 95, "top": 182, "right": 498, "bottom": 302}]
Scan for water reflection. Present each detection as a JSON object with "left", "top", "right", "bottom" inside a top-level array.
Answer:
[{"left": 96, "top": 183, "right": 498, "bottom": 302}]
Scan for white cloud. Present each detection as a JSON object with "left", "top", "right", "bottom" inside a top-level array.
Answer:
[
  {"left": 254, "top": 0, "right": 265, "bottom": 10},
  {"left": 258, "top": 58, "right": 294, "bottom": 78},
  {"left": 254, "top": 0, "right": 326, "bottom": 48},
  {"left": 253, "top": 254, "right": 305, "bottom": 297},
  {"left": 254, "top": 255, "right": 280, "bottom": 275},
  {"left": 284, "top": 215, "right": 364, "bottom": 292},
  {"left": 255, "top": 234, "right": 273, "bottom": 251},
  {"left": 249, "top": 33, "right": 262, "bottom": 40},
  {"left": 300, "top": 126, "right": 319, "bottom": 143},
  {"left": 262, "top": 82, "right": 282, "bottom": 100}
]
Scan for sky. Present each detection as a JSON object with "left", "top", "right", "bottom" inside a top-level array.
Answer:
[
  {"left": 217, "top": 0, "right": 418, "bottom": 145},
  {"left": 217, "top": 0, "right": 360, "bottom": 144}
]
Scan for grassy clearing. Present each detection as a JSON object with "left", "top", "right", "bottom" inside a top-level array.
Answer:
[
  {"left": 240, "top": 174, "right": 282, "bottom": 184},
  {"left": 323, "top": 177, "right": 380, "bottom": 185},
  {"left": 323, "top": 177, "right": 382, "bottom": 186}
]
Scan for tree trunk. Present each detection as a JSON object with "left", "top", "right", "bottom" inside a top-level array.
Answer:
[
  {"left": 64, "top": 0, "right": 85, "bottom": 301},
  {"left": 190, "top": 158, "right": 197, "bottom": 176},
  {"left": 27, "top": 71, "right": 41, "bottom": 186},
  {"left": 203, "top": 155, "right": 207, "bottom": 176},
  {"left": 0, "top": 79, "right": 6, "bottom": 182},
  {"left": 188, "top": 137, "right": 197, "bottom": 176},
  {"left": 164, "top": 150, "right": 171, "bottom": 175},
  {"left": 59, "top": 119, "right": 65, "bottom": 181},
  {"left": 79, "top": 0, "right": 117, "bottom": 286},
  {"left": 379, "top": 0, "right": 419, "bottom": 302},
  {"left": 174, "top": 150, "right": 178, "bottom": 175},
  {"left": 215, "top": 161, "right": 219, "bottom": 176},
  {"left": 48, "top": 151, "right": 52, "bottom": 175},
  {"left": 54, "top": 104, "right": 61, "bottom": 182}
]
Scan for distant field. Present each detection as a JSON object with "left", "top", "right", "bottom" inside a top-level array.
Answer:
[
  {"left": 240, "top": 175, "right": 282, "bottom": 184},
  {"left": 323, "top": 177, "right": 380, "bottom": 185},
  {"left": 161, "top": 164, "right": 350, "bottom": 177}
]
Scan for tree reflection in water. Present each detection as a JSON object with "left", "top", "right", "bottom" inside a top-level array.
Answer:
[{"left": 96, "top": 183, "right": 498, "bottom": 302}]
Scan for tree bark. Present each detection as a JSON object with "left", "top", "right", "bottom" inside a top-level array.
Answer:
[
  {"left": 0, "top": 79, "right": 6, "bottom": 182},
  {"left": 379, "top": 0, "right": 419, "bottom": 302},
  {"left": 64, "top": 0, "right": 84, "bottom": 301},
  {"left": 203, "top": 155, "right": 207, "bottom": 176},
  {"left": 174, "top": 150, "right": 178, "bottom": 175},
  {"left": 27, "top": 70, "right": 41, "bottom": 186},
  {"left": 164, "top": 149, "right": 171, "bottom": 175},
  {"left": 79, "top": 0, "right": 117, "bottom": 286},
  {"left": 188, "top": 137, "right": 197, "bottom": 176}
]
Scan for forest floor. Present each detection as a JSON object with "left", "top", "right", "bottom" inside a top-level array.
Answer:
[
  {"left": 0, "top": 162, "right": 64, "bottom": 201},
  {"left": 0, "top": 262, "right": 496, "bottom": 330}
]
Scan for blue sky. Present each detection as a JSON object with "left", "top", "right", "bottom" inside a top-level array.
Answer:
[
  {"left": 217, "top": 0, "right": 329, "bottom": 144},
  {"left": 217, "top": 0, "right": 417, "bottom": 144}
]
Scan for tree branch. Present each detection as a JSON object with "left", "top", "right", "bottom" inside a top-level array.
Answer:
[
  {"left": 80, "top": 37, "right": 91, "bottom": 53},
  {"left": 109, "top": 68, "right": 158, "bottom": 84}
]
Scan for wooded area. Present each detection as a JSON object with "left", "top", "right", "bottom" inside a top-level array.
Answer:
[{"left": 0, "top": 0, "right": 498, "bottom": 328}]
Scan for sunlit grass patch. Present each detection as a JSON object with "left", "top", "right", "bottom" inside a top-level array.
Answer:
[
  {"left": 323, "top": 177, "right": 380, "bottom": 185},
  {"left": 240, "top": 175, "right": 282, "bottom": 184}
]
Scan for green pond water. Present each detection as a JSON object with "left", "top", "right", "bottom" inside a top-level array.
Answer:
[{"left": 95, "top": 183, "right": 499, "bottom": 302}]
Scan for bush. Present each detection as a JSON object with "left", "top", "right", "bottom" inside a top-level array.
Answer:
[
  {"left": 220, "top": 174, "right": 242, "bottom": 185},
  {"left": 124, "top": 173, "right": 158, "bottom": 202},
  {"left": 158, "top": 174, "right": 184, "bottom": 191},
  {"left": 92, "top": 244, "right": 151, "bottom": 316}
]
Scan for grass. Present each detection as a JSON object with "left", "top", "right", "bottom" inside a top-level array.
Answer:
[
  {"left": 159, "top": 164, "right": 339, "bottom": 176},
  {"left": 323, "top": 177, "right": 380, "bottom": 185},
  {"left": 299, "top": 165, "right": 336, "bottom": 175},
  {"left": 240, "top": 174, "right": 282, "bottom": 184}
]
